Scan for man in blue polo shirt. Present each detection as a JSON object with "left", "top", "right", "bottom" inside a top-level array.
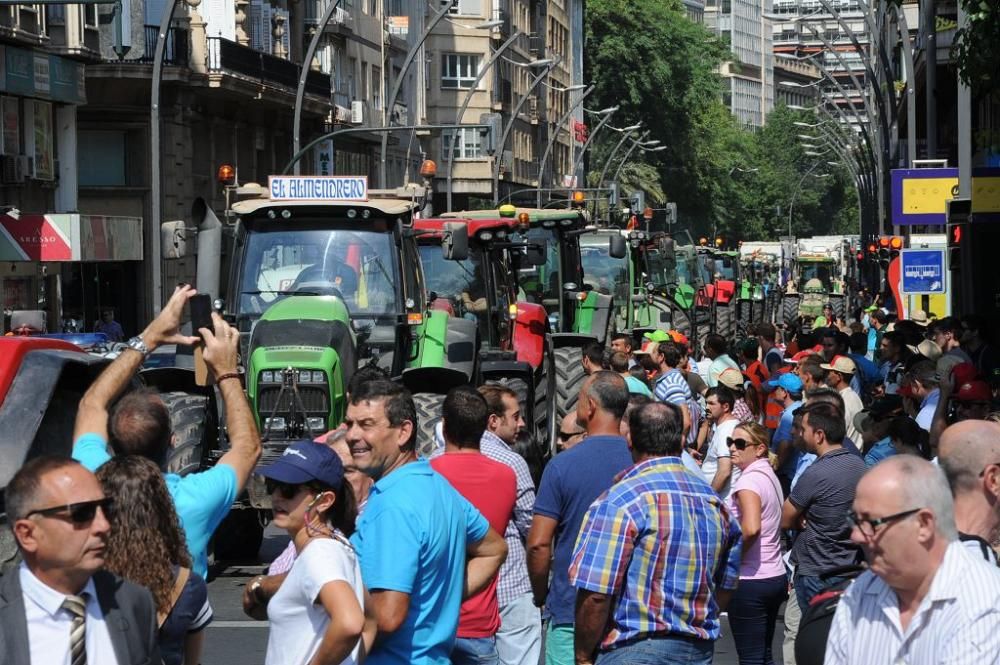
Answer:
[
  {"left": 72, "top": 284, "right": 262, "bottom": 578},
  {"left": 527, "top": 371, "right": 633, "bottom": 665},
  {"left": 345, "top": 379, "right": 507, "bottom": 664}
]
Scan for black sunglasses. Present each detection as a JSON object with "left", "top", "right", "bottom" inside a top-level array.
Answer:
[
  {"left": 726, "top": 437, "right": 753, "bottom": 450},
  {"left": 266, "top": 479, "right": 310, "bottom": 500},
  {"left": 558, "top": 430, "right": 584, "bottom": 442},
  {"left": 26, "top": 498, "right": 114, "bottom": 525}
]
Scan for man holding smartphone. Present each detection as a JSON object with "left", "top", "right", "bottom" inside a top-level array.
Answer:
[{"left": 71, "top": 284, "right": 262, "bottom": 579}]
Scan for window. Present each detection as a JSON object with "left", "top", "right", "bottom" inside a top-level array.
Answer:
[
  {"left": 442, "top": 128, "right": 482, "bottom": 159},
  {"left": 441, "top": 54, "right": 479, "bottom": 89},
  {"left": 441, "top": 0, "right": 481, "bottom": 15}
]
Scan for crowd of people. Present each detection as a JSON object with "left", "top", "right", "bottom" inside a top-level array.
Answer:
[{"left": 6, "top": 284, "right": 1000, "bottom": 665}]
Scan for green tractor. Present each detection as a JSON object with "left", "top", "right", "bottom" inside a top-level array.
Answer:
[
  {"left": 445, "top": 206, "right": 625, "bottom": 455},
  {"left": 579, "top": 228, "right": 700, "bottom": 344},
  {"left": 781, "top": 254, "right": 846, "bottom": 330},
  {"left": 159, "top": 179, "right": 471, "bottom": 557}
]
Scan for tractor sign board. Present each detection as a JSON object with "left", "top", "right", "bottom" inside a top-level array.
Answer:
[{"left": 900, "top": 249, "right": 946, "bottom": 294}]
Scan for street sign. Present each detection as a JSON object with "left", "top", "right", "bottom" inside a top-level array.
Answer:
[{"left": 900, "top": 248, "right": 946, "bottom": 294}]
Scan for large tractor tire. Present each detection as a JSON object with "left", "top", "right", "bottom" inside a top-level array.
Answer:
[
  {"left": 671, "top": 307, "right": 693, "bottom": 338},
  {"left": 413, "top": 392, "right": 446, "bottom": 459},
  {"left": 781, "top": 295, "right": 800, "bottom": 327},
  {"left": 160, "top": 391, "right": 213, "bottom": 476},
  {"left": 751, "top": 299, "right": 764, "bottom": 326},
  {"left": 738, "top": 300, "right": 752, "bottom": 329},
  {"left": 553, "top": 347, "right": 586, "bottom": 439},
  {"left": 829, "top": 295, "right": 847, "bottom": 324},
  {"left": 715, "top": 302, "right": 735, "bottom": 340}
]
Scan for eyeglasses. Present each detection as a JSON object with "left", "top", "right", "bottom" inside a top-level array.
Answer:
[
  {"left": 558, "top": 430, "right": 585, "bottom": 442},
  {"left": 266, "top": 479, "right": 308, "bottom": 500},
  {"left": 726, "top": 437, "right": 753, "bottom": 450},
  {"left": 25, "top": 498, "right": 114, "bottom": 525},
  {"left": 845, "top": 507, "right": 921, "bottom": 537}
]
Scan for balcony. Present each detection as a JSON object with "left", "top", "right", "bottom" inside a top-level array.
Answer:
[
  {"left": 137, "top": 25, "right": 189, "bottom": 66},
  {"left": 0, "top": 4, "right": 48, "bottom": 46},
  {"left": 207, "top": 36, "right": 331, "bottom": 98},
  {"left": 45, "top": 5, "right": 100, "bottom": 60}
]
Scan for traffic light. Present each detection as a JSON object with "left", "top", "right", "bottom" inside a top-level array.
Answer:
[{"left": 876, "top": 236, "right": 903, "bottom": 269}]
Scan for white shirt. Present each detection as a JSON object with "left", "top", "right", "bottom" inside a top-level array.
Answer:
[
  {"left": 703, "top": 417, "right": 739, "bottom": 499},
  {"left": 20, "top": 563, "right": 120, "bottom": 665},
  {"left": 266, "top": 536, "right": 364, "bottom": 665},
  {"left": 915, "top": 389, "right": 941, "bottom": 432},
  {"left": 839, "top": 386, "right": 864, "bottom": 444},
  {"left": 825, "top": 541, "right": 1000, "bottom": 665}
]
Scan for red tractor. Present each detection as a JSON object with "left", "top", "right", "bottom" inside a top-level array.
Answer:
[{"left": 414, "top": 216, "right": 551, "bottom": 473}]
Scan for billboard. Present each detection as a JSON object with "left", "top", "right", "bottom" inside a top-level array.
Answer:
[{"left": 890, "top": 167, "right": 1000, "bottom": 225}]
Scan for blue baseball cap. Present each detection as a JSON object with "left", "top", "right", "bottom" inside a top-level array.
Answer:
[
  {"left": 765, "top": 373, "right": 804, "bottom": 393},
  {"left": 259, "top": 439, "right": 344, "bottom": 490}
]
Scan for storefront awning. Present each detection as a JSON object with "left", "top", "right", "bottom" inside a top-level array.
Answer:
[{"left": 0, "top": 213, "right": 143, "bottom": 261}]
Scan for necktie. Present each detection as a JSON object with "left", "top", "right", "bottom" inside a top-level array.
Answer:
[{"left": 62, "top": 593, "right": 88, "bottom": 665}]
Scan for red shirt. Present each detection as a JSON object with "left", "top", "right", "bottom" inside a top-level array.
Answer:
[{"left": 431, "top": 451, "right": 516, "bottom": 637}]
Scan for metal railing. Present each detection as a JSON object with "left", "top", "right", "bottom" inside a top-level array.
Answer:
[
  {"left": 140, "top": 24, "right": 188, "bottom": 64},
  {"left": 206, "top": 36, "right": 331, "bottom": 97}
]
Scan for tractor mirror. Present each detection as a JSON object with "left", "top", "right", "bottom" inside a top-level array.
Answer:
[
  {"left": 525, "top": 239, "right": 547, "bottom": 266},
  {"left": 442, "top": 222, "right": 469, "bottom": 261},
  {"left": 658, "top": 235, "right": 676, "bottom": 262},
  {"left": 609, "top": 234, "right": 627, "bottom": 259},
  {"left": 161, "top": 220, "right": 188, "bottom": 259}
]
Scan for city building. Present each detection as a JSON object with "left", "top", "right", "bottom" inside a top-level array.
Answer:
[{"left": 705, "top": 0, "right": 774, "bottom": 128}]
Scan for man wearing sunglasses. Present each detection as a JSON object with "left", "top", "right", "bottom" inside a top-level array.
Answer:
[
  {"left": 826, "top": 455, "right": 1000, "bottom": 665},
  {"left": 1, "top": 456, "right": 160, "bottom": 664},
  {"left": 71, "top": 284, "right": 262, "bottom": 579}
]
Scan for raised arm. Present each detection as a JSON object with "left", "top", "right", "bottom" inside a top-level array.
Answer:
[
  {"left": 201, "top": 312, "right": 262, "bottom": 494},
  {"left": 74, "top": 285, "right": 199, "bottom": 442}
]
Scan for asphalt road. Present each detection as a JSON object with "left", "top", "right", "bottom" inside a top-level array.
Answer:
[{"left": 201, "top": 525, "right": 786, "bottom": 665}]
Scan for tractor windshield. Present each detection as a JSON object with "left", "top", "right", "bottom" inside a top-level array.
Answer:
[
  {"left": 579, "top": 237, "right": 628, "bottom": 297},
  {"left": 237, "top": 222, "right": 400, "bottom": 320},
  {"left": 716, "top": 256, "right": 736, "bottom": 280},
  {"left": 518, "top": 227, "right": 561, "bottom": 307},
  {"left": 798, "top": 262, "right": 835, "bottom": 290},
  {"left": 419, "top": 245, "right": 485, "bottom": 308}
]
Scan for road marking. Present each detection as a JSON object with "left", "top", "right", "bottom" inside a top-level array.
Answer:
[{"left": 208, "top": 621, "right": 269, "bottom": 628}]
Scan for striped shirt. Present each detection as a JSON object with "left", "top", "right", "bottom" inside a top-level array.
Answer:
[
  {"left": 569, "top": 457, "right": 742, "bottom": 649},
  {"left": 479, "top": 430, "right": 535, "bottom": 607},
  {"left": 825, "top": 541, "right": 1000, "bottom": 665},
  {"left": 654, "top": 368, "right": 691, "bottom": 405}
]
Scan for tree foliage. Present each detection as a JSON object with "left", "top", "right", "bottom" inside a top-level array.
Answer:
[
  {"left": 954, "top": 0, "right": 1000, "bottom": 98},
  {"left": 584, "top": 0, "right": 861, "bottom": 241}
]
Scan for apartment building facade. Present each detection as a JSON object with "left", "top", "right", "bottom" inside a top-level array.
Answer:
[{"left": 705, "top": 0, "right": 775, "bottom": 128}]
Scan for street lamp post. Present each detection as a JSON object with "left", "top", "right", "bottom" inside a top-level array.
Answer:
[
  {"left": 379, "top": 0, "right": 458, "bottom": 187},
  {"left": 595, "top": 125, "right": 644, "bottom": 191},
  {"left": 291, "top": 0, "right": 343, "bottom": 175},
  {"left": 566, "top": 105, "right": 618, "bottom": 206},
  {"left": 788, "top": 162, "right": 831, "bottom": 235},
  {"left": 535, "top": 85, "right": 595, "bottom": 207},
  {"left": 444, "top": 29, "right": 524, "bottom": 212},
  {"left": 610, "top": 139, "right": 664, "bottom": 196},
  {"left": 491, "top": 58, "right": 561, "bottom": 205}
]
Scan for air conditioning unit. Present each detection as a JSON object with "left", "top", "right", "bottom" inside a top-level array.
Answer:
[
  {"left": 17, "top": 155, "right": 33, "bottom": 180},
  {"left": 351, "top": 100, "right": 364, "bottom": 124}
]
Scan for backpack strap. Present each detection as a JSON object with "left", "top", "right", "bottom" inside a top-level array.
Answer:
[{"left": 157, "top": 566, "right": 191, "bottom": 628}]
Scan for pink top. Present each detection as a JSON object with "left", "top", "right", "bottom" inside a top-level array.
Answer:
[{"left": 726, "top": 458, "right": 785, "bottom": 580}]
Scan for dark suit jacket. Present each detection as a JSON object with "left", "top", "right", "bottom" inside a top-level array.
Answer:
[{"left": 0, "top": 567, "right": 161, "bottom": 665}]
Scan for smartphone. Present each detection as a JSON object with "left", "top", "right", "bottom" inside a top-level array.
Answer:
[{"left": 190, "top": 294, "right": 214, "bottom": 340}]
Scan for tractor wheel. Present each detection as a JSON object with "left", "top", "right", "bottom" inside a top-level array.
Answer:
[
  {"left": 536, "top": 352, "right": 556, "bottom": 460},
  {"left": 715, "top": 302, "right": 735, "bottom": 340},
  {"left": 830, "top": 295, "right": 847, "bottom": 323},
  {"left": 553, "top": 347, "right": 586, "bottom": 440},
  {"left": 781, "top": 296, "right": 800, "bottom": 327},
  {"left": 413, "top": 392, "right": 446, "bottom": 459},
  {"left": 160, "top": 391, "right": 213, "bottom": 476},
  {"left": 671, "top": 307, "right": 692, "bottom": 337},
  {"left": 738, "top": 300, "right": 752, "bottom": 329},
  {"left": 751, "top": 299, "right": 763, "bottom": 325}
]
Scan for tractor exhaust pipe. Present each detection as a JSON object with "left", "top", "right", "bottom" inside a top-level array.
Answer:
[{"left": 192, "top": 198, "right": 222, "bottom": 300}]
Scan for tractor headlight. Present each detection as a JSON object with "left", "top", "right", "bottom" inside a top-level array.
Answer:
[
  {"left": 479, "top": 231, "right": 494, "bottom": 242},
  {"left": 306, "top": 417, "right": 326, "bottom": 431},
  {"left": 261, "top": 370, "right": 274, "bottom": 383},
  {"left": 311, "top": 371, "right": 326, "bottom": 383},
  {"left": 298, "top": 370, "right": 312, "bottom": 384},
  {"left": 542, "top": 220, "right": 556, "bottom": 229},
  {"left": 559, "top": 219, "right": 574, "bottom": 227},
  {"left": 265, "top": 416, "right": 286, "bottom": 432}
]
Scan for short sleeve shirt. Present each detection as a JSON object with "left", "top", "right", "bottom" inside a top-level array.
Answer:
[
  {"left": 771, "top": 400, "right": 803, "bottom": 479},
  {"left": 788, "top": 447, "right": 866, "bottom": 575},
  {"left": 73, "top": 432, "right": 238, "bottom": 578},
  {"left": 533, "top": 435, "right": 633, "bottom": 625},
  {"left": 431, "top": 453, "right": 516, "bottom": 638},
  {"left": 350, "top": 459, "right": 489, "bottom": 664},
  {"left": 654, "top": 368, "right": 691, "bottom": 405},
  {"left": 703, "top": 418, "right": 739, "bottom": 499},
  {"left": 266, "top": 537, "right": 364, "bottom": 665}
]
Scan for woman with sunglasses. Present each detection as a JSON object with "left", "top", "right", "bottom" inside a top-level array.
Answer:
[
  {"left": 96, "top": 456, "right": 212, "bottom": 665},
  {"left": 724, "top": 422, "right": 787, "bottom": 665},
  {"left": 259, "top": 439, "right": 365, "bottom": 665}
]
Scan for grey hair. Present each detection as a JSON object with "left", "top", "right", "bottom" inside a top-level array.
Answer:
[{"left": 885, "top": 455, "right": 958, "bottom": 541}]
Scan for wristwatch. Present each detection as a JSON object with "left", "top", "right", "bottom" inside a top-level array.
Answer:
[{"left": 125, "top": 335, "right": 150, "bottom": 358}]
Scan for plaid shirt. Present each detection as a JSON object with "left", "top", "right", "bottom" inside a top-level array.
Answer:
[
  {"left": 569, "top": 457, "right": 742, "bottom": 648},
  {"left": 479, "top": 430, "right": 535, "bottom": 606}
]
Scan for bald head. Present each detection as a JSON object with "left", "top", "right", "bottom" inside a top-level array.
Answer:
[
  {"left": 939, "top": 420, "right": 1000, "bottom": 495},
  {"left": 859, "top": 456, "right": 957, "bottom": 541}
]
